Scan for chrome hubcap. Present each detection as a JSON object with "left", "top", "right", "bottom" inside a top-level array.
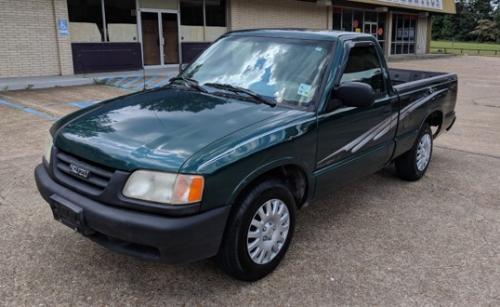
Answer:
[
  {"left": 246, "top": 199, "right": 290, "bottom": 265},
  {"left": 416, "top": 133, "right": 432, "bottom": 171}
]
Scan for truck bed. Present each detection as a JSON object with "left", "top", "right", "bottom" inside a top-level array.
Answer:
[{"left": 389, "top": 68, "right": 448, "bottom": 86}]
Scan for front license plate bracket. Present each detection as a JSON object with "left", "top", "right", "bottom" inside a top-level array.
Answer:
[{"left": 49, "top": 194, "right": 92, "bottom": 234}]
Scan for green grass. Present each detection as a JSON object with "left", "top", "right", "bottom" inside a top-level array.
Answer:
[{"left": 430, "top": 40, "right": 500, "bottom": 56}]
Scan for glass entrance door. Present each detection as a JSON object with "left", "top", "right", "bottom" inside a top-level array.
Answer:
[
  {"left": 161, "top": 13, "right": 179, "bottom": 65},
  {"left": 141, "top": 11, "right": 179, "bottom": 66},
  {"left": 364, "top": 22, "right": 377, "bottom": 37},
  {"left": 141, "top": 12, "right": 161, "bottom": 66}
]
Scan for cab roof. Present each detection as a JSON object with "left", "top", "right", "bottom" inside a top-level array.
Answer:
[{"left": 225, "top": 28, "right": 374, "bottom": 42}]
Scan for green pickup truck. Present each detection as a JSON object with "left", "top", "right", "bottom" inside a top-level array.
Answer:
[{"left": 35, "top": 29, "right": 457, "bottom": 281}]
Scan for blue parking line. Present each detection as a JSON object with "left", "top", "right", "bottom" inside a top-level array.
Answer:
[
  {"left": 105, "top": 77, "right": 122, "bottom": 85},
  {"left": 155, "top": 78, "right": 171, "bottom": 87},
  {"left": 120, "top": 76, "right": 141, "bottom": 89},
  {"left": 66, "top": 100, "right": 98, "bottom": 109},
  {"left": 0, "top": 98, "right": 58, "bottom": 121},
  {"left": 144, "top": 76, "right": 163, "bottom": 89},
  {"left": 114, "top": 77, "right": 133, "bottom": 87}
]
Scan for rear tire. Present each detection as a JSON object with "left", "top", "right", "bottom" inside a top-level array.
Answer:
[
  {"left": 395, "top": 123, "right": 433, "bottom": 181},
  {"left": 216, "top": 179, "right": 296, "bottom": 281}
]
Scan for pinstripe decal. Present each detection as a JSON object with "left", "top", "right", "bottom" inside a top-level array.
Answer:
[{"left": 317, "top": 88, "right": 447, "bottom": 167}]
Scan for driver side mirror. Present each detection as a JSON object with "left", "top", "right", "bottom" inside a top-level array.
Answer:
[{"left": 332, "top": 82, "right": 375, "bottom": 109}]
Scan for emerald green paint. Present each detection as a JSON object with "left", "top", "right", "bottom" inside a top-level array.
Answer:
[{"left": 54, "top": 87, "right": 287, "bottom": 172}]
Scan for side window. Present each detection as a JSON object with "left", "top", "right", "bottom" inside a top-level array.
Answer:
[{"left": 340, "top": 45, "right": 386, "bottom": 95}]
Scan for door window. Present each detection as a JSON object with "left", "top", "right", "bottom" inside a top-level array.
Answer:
[
  {"left": 340, "top": 45, "right": 385, "bottom": 95},
  {"left": 141, "top": 12, "right": 161, "bottom": 65}
]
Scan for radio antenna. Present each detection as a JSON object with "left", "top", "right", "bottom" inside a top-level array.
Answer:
[{"left": 143, "top": 64, "right": 146, "bottom": 91}]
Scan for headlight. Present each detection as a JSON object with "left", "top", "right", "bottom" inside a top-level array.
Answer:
[
  {"left": 122, "top": 170, "right": 204, "bottom": 205},
  {"left": 43, "top": 132, "right": 53, "bottom": 164}
]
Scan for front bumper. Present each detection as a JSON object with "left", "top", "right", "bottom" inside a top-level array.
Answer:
[{"left": 35, "top": 164, "right": 231, "bottom": 263}]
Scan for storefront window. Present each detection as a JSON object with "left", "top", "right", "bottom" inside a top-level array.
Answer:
[
  {"left": 342, "top": 9, "right": 352, "bottom": 31},
  {"left": 68, "top": 0, "right": 104, "bottom": 42},
  {"left": 332, "top": 7, "right": 386, "bottom": 50},
  {"left": 377, "top": 15, "right": 386, "bottom": 50},
  {"left": 391, "top": 14, "right": 417, "bottom": 55},
  {"left": 180, "top": 0, "right": 226, "bottom": 27},
  {"left": 68, "top": 0, "right": 137, "bottom": 42},
  {"left": 353, "top": 10, "right": 363, "bottom": 33},
  {"left": 105, "top": 0, "right": 137, "bottom": 42},
  {"left": 180, "top": 0, "right": 204, "bottom": 26},
  {"left": 332, "top": 7, "right": 341, "bottom": 30},
  {"left": 206, "top": 0, "right": 226, "bottom": 27}
]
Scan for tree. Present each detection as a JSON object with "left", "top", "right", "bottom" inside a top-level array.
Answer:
[
  {"left": 456, "top": 0, "right": 478, "bottom": 41},
  {"left": 472, "top": 0, "right": 493, "bottom": 20},
  {"left": 432, "top": 0, "right": 500, "bottom": 42},
  {"left": 469, "top": 19, "right": 500, "bottom": 42}
]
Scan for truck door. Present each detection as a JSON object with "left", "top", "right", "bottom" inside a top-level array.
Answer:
[{"left": 314, "top": 42, "right": 398, "bottom": 196}]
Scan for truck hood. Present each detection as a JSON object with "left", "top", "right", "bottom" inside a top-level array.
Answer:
[{"left": 54, "top": 87, "right": 286, "bottom": 172}]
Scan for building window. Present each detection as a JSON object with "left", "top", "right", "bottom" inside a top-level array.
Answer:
[
  {"left": 105, "top": 0, "right": 137, "bottom": 42},
  {"left": 180, "top": 0, "right": 204, "bottom": 26},
  {"left": 391, "top": 14, "right": 417, "bottom": 55},
  {"left": 68, "top": 0, "right": 137, "bottom": 42},
  {"left": 332, "top": 7, "right": 386, "bottom": 50},
  {"left": 68, "top": 0, "right": 104, "bottom": 42},
  {"left": 342, "top": 9, "right": 353, "bottom": 32},
  {"left": 180, "top": 0, "right": 226, "bottom": 27},
  {"left": 205, "top": 0, "right": 226, "bottom": 27},
  {"left": 353, "top": 10, "right": 363, "bottom": 32},
  {"left": 332, "top": 7, "right": 341, "bottom": 30}
]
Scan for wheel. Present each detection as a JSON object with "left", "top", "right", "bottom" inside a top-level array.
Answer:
[
  {"left": 395, "top": 123, "right": 433, "bottom": 181},
  {"left": 216, "top": 179, "right": 296, "bottom": 281}
]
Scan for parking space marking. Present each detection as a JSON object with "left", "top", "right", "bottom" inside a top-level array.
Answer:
[
  {"left": 0, "top": 98, "right": 58, "bottom": 121},
  {"left": 66, "top": 100, "right": 99, "bottom": 109},
  {"left": 120, "top": 76, "right": 141, "bottom": 89}
]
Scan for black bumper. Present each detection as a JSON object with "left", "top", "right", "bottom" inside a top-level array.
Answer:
[{"left": 35, "top": 164, "right": 231, "bottom": 263}]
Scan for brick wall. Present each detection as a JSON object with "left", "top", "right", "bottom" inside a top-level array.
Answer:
[
  {"left": 0, "top": 0, "right": 73, "bottom": 78},
  {"left": 229, "top": 0, "right": 331, "bottom": 31}
]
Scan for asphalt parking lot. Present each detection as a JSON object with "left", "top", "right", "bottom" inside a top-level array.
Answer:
[{"left": 1, "top": 56, "right": 499, "bottom": 306}]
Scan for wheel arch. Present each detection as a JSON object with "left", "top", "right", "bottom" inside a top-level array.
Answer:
[
  {"left": 422, "top": 109, "right": 444, "bottom": 138},
  {"left": 227, "top": 158, "right": 313, "bottom": 211}
]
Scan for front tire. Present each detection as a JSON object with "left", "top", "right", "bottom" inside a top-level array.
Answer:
[
  {"left": 395, "top": 123, "right": 433, "bottom": 181},
  {"left": 216, "top": 179, "right": 296, "bottom": 281}
]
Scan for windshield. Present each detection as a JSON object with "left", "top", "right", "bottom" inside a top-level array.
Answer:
[{"left": 181, "top": 35, "right": 333, "bottom": 108}]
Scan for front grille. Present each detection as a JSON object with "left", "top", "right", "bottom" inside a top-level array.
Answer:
[{"left": 54, "top": 149, "right": 114, "bottom": 194}]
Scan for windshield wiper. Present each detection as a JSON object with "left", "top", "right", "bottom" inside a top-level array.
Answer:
[
  {"left": 203, "top": 82, "right": 277, "bottom": 107},
  {"left": 169, "top": 76, "right": 208, "bottom": 93}
]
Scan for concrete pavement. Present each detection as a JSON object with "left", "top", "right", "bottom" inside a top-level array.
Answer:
[{"left": 0, "top": 56, "right": 499, "bottom": 306}]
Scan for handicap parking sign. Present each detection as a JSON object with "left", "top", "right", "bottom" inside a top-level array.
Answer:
[{"left": 58, "top": 19, "right": 69, "bottom": 37}]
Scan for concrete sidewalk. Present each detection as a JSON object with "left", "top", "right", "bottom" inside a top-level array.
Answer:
[{"left": 0, "top": 66, "right": 178, "bottom": 92}]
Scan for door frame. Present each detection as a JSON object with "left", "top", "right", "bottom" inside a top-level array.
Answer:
[
  {"left": 137, "top": 8, "right": 182, "bottom": 68},
  {"left": 364, "top": 21, "right": 377, "bottom": 35}
]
